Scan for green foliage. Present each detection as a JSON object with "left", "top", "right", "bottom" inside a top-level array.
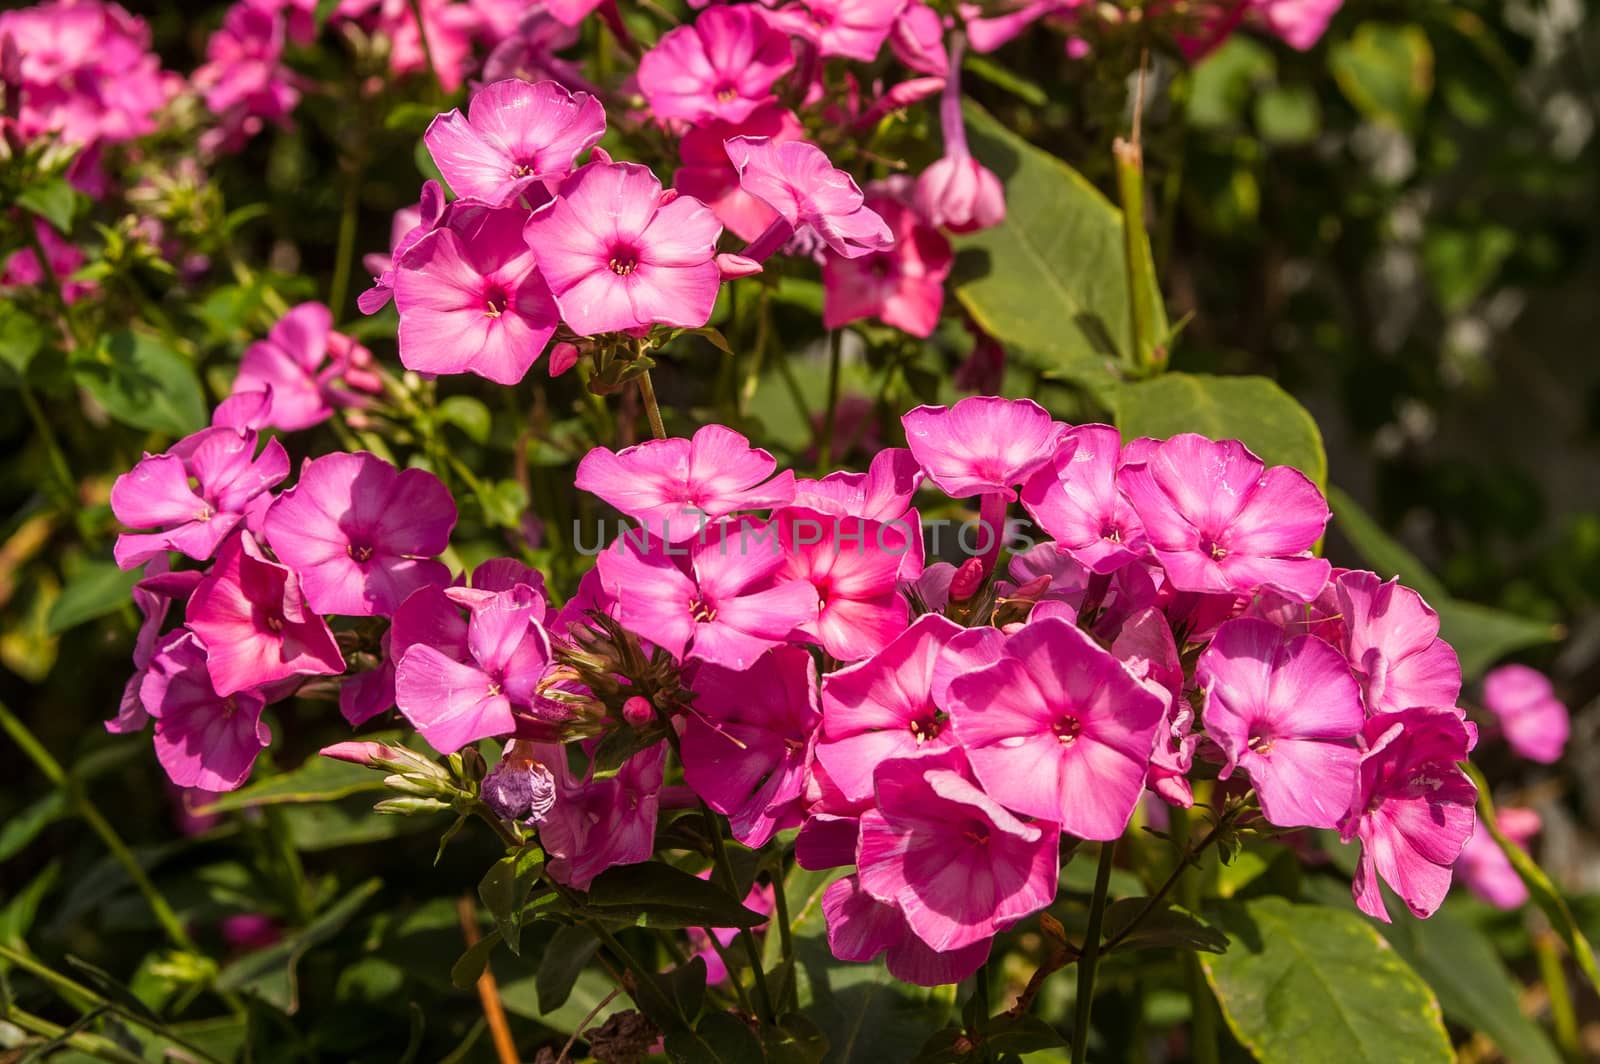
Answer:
[{"left": 73, "top": 331, "right": 207, "bottom": 437}]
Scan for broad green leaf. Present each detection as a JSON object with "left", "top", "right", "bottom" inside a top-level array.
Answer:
[
  {"left": 1433, "top": 600, "right": 1562, "bottom": 681},
  {"left": 0, "top": 790, "right": 66, "bottom": 861},
  {"left": 17, "top": 177, "right": 78, "bottom": 234},
  {"left": 46, "top": 561, "right": 139, "bottom": 634},
  {"left": 1326, "top": 486, "right": 1449, "bottom": 603},
  {"left": 631, "top": 955, "right": 709, "bottom": 1032},
  {"left": 953, "top": 99, "right": 1162, "bottom": 383},
  {"left": 1330, "top": 22, "right": 1435, "bottom": 131},
  {"left": 1189, "top": 37, "right": 1276, "bottom": 130},
  {"left": 282, "top": 796, "right": 439, "bottom": 850},
  {"left": 1465, "top": 762, "right": 1600, "bottom": 993},
  {"left": 198, "top": 740, "right": 406, "bottom": 813},
  {"left": 0, "top": 302, "right": 47, "bottom": 375},
  {"left": 1114, "top": 373, "right": 1327, "bottom": 486},
  {"left": 534, "top": 924, "right": 601, "bottom": 1012},
  {"left": 74, "top": 331, "right": 207, "bottom": 437},
  {"left": 1101, "top": 899, "right": 1228, "bottom": 955},
  {"left": 1202, "top": 897, "right": 1452, "bottom": 1063},
  {"left": 791, "top": 925, "right": 953, "bottom": 1061},
  {"left": 478, "top": 850, "right": 545, "bottom": 955},
  {"left": 763, "top": 1013, "right": 830, "bottom": 1064},
  {"left": 215, "top": 878, "right": 381, "bottom": 1012},
  {"left": 584, "top": 861, "right": 765, "bottom": 930},
  {"left": 1254, "top": 85, "right": 1322, "bottom": 145}
]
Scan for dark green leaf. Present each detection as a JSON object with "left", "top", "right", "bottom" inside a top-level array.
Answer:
[
  {"left": 584, "top": 861, "right": 765, "bottom": 930},
  {"left": 534, "top": 924, "right": 601, "bottom": 1012},
  {"left": 74, "top": 331, "right": 207, "bottom": 437},
  {"left": 1202, "top": 897, "right": 1452, "bottom": 1063},
  {"left": 477, "top": 850, "right": 544, "bottom": 955},
  {"left": 1102, "top": 898, "right": 1229, "bottom": 955},
  {"left": 1114, "top": 373, "right": 1327, "bottom": 486},
  {"left": 215, "top": 878, "right": 381, "bottom": 1012},
  {"left": 762, "top": 1013, "right": 830, "bottom": 1064},
  {"left": 632, "top": 956, "right": 708, "bottom": 1032},
  {"left": 0, "top": 790, "right": 66, "bottom": 861},
  {"left": 0, "top": 303, "right": 47, "bottom": 375},
  {"left": 666, "top": 1011, "right": 764, "bottom": 1063},
  {"left": 435, "top": 395, "right": 491, "bottom": 445},
  {"left": 0, "top": 863, "right": 60, "bottom": 949},
  {"left": 17, "top": 177, "right": 78, "bottom": 234},
  {"left": 450, "top": 930, "right": 502, "bottom": 989},
  {"left": 46, "top": 561, "right": 139, "bottom": 635}
]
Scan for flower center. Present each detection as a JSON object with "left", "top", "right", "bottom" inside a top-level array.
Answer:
[
  {"left": 265, "top": 614, "right": 283, "bottom": 633},
  {"left": 484, "top": 286, "right": 509, "bottom": 318},
  {"left": 608, "top": 247, "right": 640, "bottom": 276},
  {"left": 908, "top": 714, "right": 943, "bottom": 746},
  {"left": 1204, "top": 538, "right": 1227, "bottom": 560},
  {"left": 714, "top": 82, "right": 739, "bottom": 103},
  {"left": 194, "top": 503, "right": 215, "bottom": 522},
  {"left": 808, "top": 6, "right": 833, "bottom": 28},
  {"left": 1248, "top": 733, "right": 1274, "bottom": 755},
  {"left": 689, "top": 598, "right": 717, "bottom": 623},
  {"left": 346, "top": 543, "right": 374, "bottom": 562},
  {"left": 221, "top": 697, "right": 238, "bottom": 719},
  {"left": 511, "top": 162, "right": 534, "bottom": 178},
  {"left": 1053, "top": 715, "right": 1082, "bottom": 745},
  {"left": 962, "top": 822, "right": 991, "bottom": 846}
]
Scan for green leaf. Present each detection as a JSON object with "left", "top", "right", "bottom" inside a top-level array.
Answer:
[
  {"left": 46, "top": 561, "right": 139, "bottom": 635},
  {"left": 17, "top": 177, "right": 78, "bottom": 234},
  {"left": 1326, "top": 486, "right": 1449, "bottom": 603},
  {"left": 534, "top": 924, "right": 601, "bottom": 1012},
  {"left": 1464, "top": 762, "right": 1600, "bottom": 993},
  {"left": 1422, "top": 223, "right": 1515, "bottom": 313},
  {"left": 1188, "top": 37, "right": 1276, "bottom": 130},
  {"left": 1102, "top": 899, "right": 1229, "bottom": 955},
  {"left": 0, "top": 302, "right": 47, "bottom": 376},
  {"left": 198, "top": 740, "right": 405, "bottom": 813},
  {"left": 1202, "top": 897, "right": 1452, "bottom": 1063},
  {"left": 436, "top": 395, "right": 491, "bottom": 445},
  {"left": 1330, "top": 22, "right": 1435, "bottom": 131},
  {"left": 631, "top": 956, "right": 708, "bottom": 1032},
  {"left": 791, "top": 931, "right": 953, "bottom": 1061},
  {"left": 313, "top": 0, "right": 342, "bottom": 29},
  {"left": 74, "top": 331, "right": 207, "bottom": 437},
  {"left": 215, "top": 878, "right": 381, "bottom": 1012},
  {"left": 477, "top": 850, "right": 545, "bottom": 955},
  {"left": 450, "top": 930, "right": 502, "bottom": 989},
  {"left": 667, "top": 1012, "right": 765, "bottom": 1063},
  {"left": 953, "top": 99, "right": 1162, "bottom": 381},
  {"left": 584, "top": 861, "right": 765, "bottom": 930},
  {"left": 1254, "top": 84, "right": 1322, "bottom": 146},
  {"left": 960, "top": 54, "right": 1047, "bottom": 107},
  {"left": 762, "top": 1013, "right": 830, "bottom": 1064},
  {"left": 1114, "top": 373, "right": 1328, "bottom": 486},
  {"left": 0, "top": 863, "right": 60, "bottom": 950},
  {"left": 0, "top": 790, "right": 66, "bottom": 861},
  {"left": 1433, "top": 600, "right": 1563, "bottom": 681}
]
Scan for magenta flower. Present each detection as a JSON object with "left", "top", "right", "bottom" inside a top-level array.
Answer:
[
  {"left": 857, "top": 748, "right": 1059, "bottom": 951},
  {"left": 1198, "top": 618, "right": 1364, "bottom": 829},
  {"left": 772, "top": 507, "right": 910, "bottom": 661},
  {"left": 1251, "top": 0, "right": 1344, "bottom": 50},
  {"left": 823, "top": 873, "right": 992, "bottom": 987},
  {"left": 725, "top": 137, "right": 893, "bottom": 260},
  {"left": 675, "top": 105, "right": 805, "bottom": 242},
  {"left": 766, "top": 0, "right": 908, "bottom": 61},
  {"left": 1120, "top": 434, "right": 1331, "bottom": 602},
  {"left": 523, "top": 161, "right": 724, "bottom": 336},
  {"left": 394, "top": 201, "right": 559, "bottom": 385},
  {"left": 263, "top": 452, "right": 455, "bottom": 618},
  {"left": 185, "top": 534, "right": 344, "bottom": 697},
  {"left": 681, "top": 647, "right": 820, "bottom": 847},
  {"left": 796, "top": 447, "right": 923, "bottom": 522},
  {"left": 637, "top": 6, "right": 794, "bottom": 124},
  {"left": 816, "top": 613, "right": 973, "bottom": 803},
  {"left": 359, "top": 180, "right": 446, "bottom": 314},
  {"left": 538, "top": 742, "right": 667, "bottom": 890},
  {"left": 111, "top": 428, "right": 289, "bottom": 570},
  {"left": 424, "top": 79, "right": 604, "bottom": 207},
  {"left": 595, "top": 520, "right": 818, "bottom": 671},
  {"left": 1482, "top": 664, "right": 1569, "bottom": 764},
  {"left": 948, "top": 615, "right": 1165, "bottom": 839},
  {"left": 228, "top": 302, "right": 380, "bottom": 432},
  {"left": 575, "top": 424, "right": 796, "bottom": 542},
  {"left": 1334, "top": 570, "right": 1461, "bottom": 716},
  {"left": 890, "top": 2, "right": 949, "bottom": 75},
  {"left": 1340, "top": 706, "right": 1477, "bottom": 922},
  {"left": 192, "top": 1, "right": 300, "bottom": 154},
  {"left": 1455, "top": 806, "right": 1538, "bottom": 910},
  {"left": 903, "top": 397, "right": 1061, "bottom": 500},
  {"left": 913, "top": 35, "right": 1005, "bottom": 232},
  {"left": 141, "top": 631, "right": 270, "bottom": 792},
  {"left": 822, "top": 195, "right": 952, "bottom": 336},
  {"left": 1021, "top": 423, "right": 1147, "bottom": 573},
  {"left": 110, "top": 556, "right": 200, "bottom": 735},
  {"left": 394, "top": 585, "right": 554, "bottom": 754}
]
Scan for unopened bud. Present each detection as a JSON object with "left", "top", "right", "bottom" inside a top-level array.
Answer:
[
  {"left": 950, "top": 557, "right": 986, "bottom": 603},
  {"left": 383, "top": 773, "right": 446, "bottom": 798},
  {"left": 373, "top": 796, "right": 453, "bottom": 816},
  {"left": 460, "top": 745, "right": 487, "bottom": 783},
  {"left": 622, "top": 696, "right": 655, "bottom": 728},
  {"left": 1009, "top": 574, "right": 1052, "bottom": 605}
]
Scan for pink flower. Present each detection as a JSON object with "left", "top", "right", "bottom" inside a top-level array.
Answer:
[
  {"left": 681, "top": 647, "right": 820, "bottom": 846},
  {"left": 675, "top": 105, "right": 805, "bottom": 242},
  {"left": 794, "top": 447, "right": 924, "bottom": 580},
  {"left": 111, "top": 556, "right": 201, "bottom": 734},
  {"left": 822, "top": 194, "right": 952, "bottom": 336},
  {"left": 637, "top": 6, "right": 794, "bottom": 124},
  {"left": 948, "top": 615, "right": 1166, "bottom": 839},
  {"left": 479, "top": 4, "right": 588, "bottom": 88},
  {"left": 1112, "top": 605, "right": 1196, "bottom": 807},
  {"left": 186, "top": 534, "right": 344, "bottom": 697},
  {"left": 141, "top": 631, "right": 270, "bottom": 792},
  {"left": 903, "top": 396, "right": 1062, "bottom": 499},
  {"left": 111, "top": 428, "right": 290, "bottom": 570},
  {"left": 192, "top": 2, "right": 300, "bottom": 153},
  {"left": 1198, "top": 618, "right": 1364, "bottom": 829},
  {"left": 857, "top": 748, "right": 1059, "bottom": 951},
  {"left": 1482, "top": 664, "right": 1569, "bottom": 764},
  {"left": 359, "top": 181, "right": 446, "bottom": 314},
  {"left": 823, "top": 873, "right": 991, "bottom": 986},
  {"left": 538, "top": 741, "right": 667, "bottom": 889},
  {"left": 263, "top": 452, "right": 455, "bottom": 617},
  {"left": 766, "top": 0, "right": 909, "bottom": 61},
  {"left": 725, "top": 137, "right": 893, "bottom": 260},
  {"left": 1455, "top": 807, "right": 1538, "bottom": 910},
  {"left": 1340, "top": 706, "right": 1477, "bottom": 922},
  {"left": 1251, "top": 0, "right": 1342, "bottom": 50},
  {"left": 395, "top": 584, "right": 554, "bottom": 754},
  {"left": 1021, "top": 423, "right": 1147, "bottom": 573},
  {"left": 377, "top": 0, "right": 481, "bottom": 92},
  {"left": 890, "top": 3, "right": 949, "bottom": 76},
  {"left": 575, "top": 424, "right": 796, "bottom": 542},
  {"left": 772, "top": 507, "right": 910, "bottom": 660},
  {"left": 1334, "top": 570, "right": 1461, "bottom": 716},
  {"left": 227, "top": 303, "right": 381, "bottom": 431},
  {"left": 394, "top": 201, "right": 559, "bottom": 385},
  {"left": 523, "top": 162, "right": 724, "bottom": 336},
  {"left": 423, "top": 79, "right": 604, "bottom": 207},
  {"left": 913, "top": 35, "right": 1004, "bottom": 232},
  {"left": 3, "top": 221, "right": 94, "bottom": 303},
  {"left": 1120, "top": 434, "right": 1331, "bottom": 602},
  {"left": 594, "top": 519, "right": 818, "bottom": 670}
]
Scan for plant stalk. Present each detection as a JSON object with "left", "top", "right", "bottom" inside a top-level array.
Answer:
[{"left": 1071, "top": 840, "right": 1117, "bottom": 1064}]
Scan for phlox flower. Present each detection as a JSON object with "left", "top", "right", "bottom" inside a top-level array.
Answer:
[
  {"left": 1340, "top": 706, "right": 1477, "bottom": 922},
  {"left": 359, "top": 180, "right": 445, "bottom": 314},
  {"left": 394, "top": 584, "right": 554, "bottom": 754},
  {"left": 1198, "top": 617, "right": 1364, "bottom": 829},
  {"left": 637, "top": 6, "right": 795, "bottom": 124},
  {"left": 821, "top": 194, "right": 952, "bottom": 336},
  {"left": 1251, "top": 0, "right": 1343, "bottom": 50},
  {"left": 575, "top": 424, "right": 796, "bottom": 542},
  {"left": 537, "top": 741, "right": 667, "bottom": 889},
  {"left": 1120, "top": 433, "right": 1331, "bottom": 602},
  {"left": 1021, "top": 423, "right": 1147, "bottom": 573},
  {"left": 1455, "top": 806, "right": 1538, "bottom": 910},
  {"left": 947, "top": 615, "right": 1166, "bottom": 839},
  {"left": 903, "top": 397, "right": 1062, "bottom": 499},
  {"left": 795, "top": 447, "right": 924, "bottom": 580},
  {"left": 681, "top": 647, "right": 820, "bottom": 847},
  {"left": 726, "top": 137, "right": 894, "bottom": 261},
  {"left": 823, "top": 873, "right": 992, "bottom": 987},
  {"left": 675, "top": 105, "right": 805, "bottom": 241},
  {"left": 424, "top": 78, "right": 604, "bottom": 206},
  {"left": 594, "top": 519, "right": 818, "bottom": 671},
  {"left": 1334, "top": 570, "right": 1461, "bottom": 716},
  {"left": 772, "top": 506, "right": 910, "bottom": 661},
  {"left": 1110, "top": 605, "right": 1195, "bottom": 807},
  {"left": 1482, "top": 664, "right": 1569, "bottom": 764},
  {"left": 889, "top": 2, "right": 950, "bottom": 76},
  {"left": 110, "top": 556, "right": 203, "bottom": 735},
  {"left": 856, "top": 748, "right": 1060, "bottom": 952},
  {"left": 141, "top": 631, "right": 270, "bottom": 792},
  {"left": 111, "top": 428, "right": 289, "bottom": 570},
  {"left": 765, "top": 0, "right": 909, "bottom": 61},
  {"left": 913, "top": 34, "right": 1004, "bottom": 232},
  {"left": 185, "top": 534, "right": 345, "bottom": 697},
  {"left": 367, "top": 0, "right": 481, "bottom": 92},
  {"left": 480, "top": 4, "right": 589, "bottom": 88},
  {"left": 394, "top": 200, "right": 560, "bottom": 385},
  {"left": 192, "top": 1, "right": 300, "bottom": 154},
  {"left": 226, "top": 303, "right": 381, "bottom": 432},
  {"left": 524, "top": 162, "right": 724, "bottom": 336},
  {"left": 479, "top": 739, "right": 560, "bottom": 825},
  {"left": 3, "top": 221, "right": 95, "bottom": 303}
]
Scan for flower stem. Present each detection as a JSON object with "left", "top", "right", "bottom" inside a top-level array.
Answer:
[
  {"left": 637, "top": 369, "right": 668, "bottom": 439},
  {"left": 1171, "top": 806, "right": 1220, "bottom": 1064},
  {"left": 1534, "top": 930, "right": 1581, "bottom": 1062},
  {"left": 406, "top": 0, "right": 443, "bottom": 94},
  {"left": 816, "top": 329, "right": 843, "bottom": 473},
  {"left": 328, "top": 157, "right": 363, "bottom": 319},
  {"left": 701, "top": 801, "right": 776, "bottom": 1023},
  {"left": 1071, "top": 839, "right": 1117, "bottom": 1064},
  {"left": 19, "top": 382, "right": 77, "bottom": 510},
  {"left": 768, "top": 849, "right": 798, "bottom": 1012}
]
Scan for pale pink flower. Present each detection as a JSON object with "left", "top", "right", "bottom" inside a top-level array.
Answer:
[
  {"left": 424, "top": 78, "right": 604, "bottom": 206},
  {"left": 1483, "top": 664, "right": 1569, "bottom": 764},
  {"left": 637, "top": 6, "right": 795, "bottom": 124},
  {"left": 141, "top": 631, "right": 270, "bottom": 792},
  {"left": 725, "top": 137, "right": 893, "bottom": 260},
  {"left": 889, "top": 3, "right": 949, "bottom": 76},
  {"left": 1021, "top": 423, "right": 1147, "bottom": 573},
  {"left": 903, "top": 396, "right": 1062, "bottom": 499},
  {"left": 1251, "top": 0, "right": 1343, "bottom": 50},
  {"left": 913, "top": 34, "right": 1004, "bottom": 232}
]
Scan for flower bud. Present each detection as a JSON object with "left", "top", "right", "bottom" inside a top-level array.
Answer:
[
  {"left": 622, "top": 695, "right": 655, "bottom": 729},
  {"left": 950, "top": 557, "right": 986, "bottom": 603},
  {"left": 373, "top": 796, "right": 453, "bottom": 816},
  {"left": 914, "top": 154, "right": 1006, "bottom": 233}
]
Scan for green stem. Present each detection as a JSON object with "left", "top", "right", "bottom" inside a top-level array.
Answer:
[
  {"left": 1535, "top": 931, "right": 1581, "bottom": 1062},
  {"left": 737, "top": 289, "right": 773, "bottom": 417},
  {"left": 405, "top": 0, "right": 443, "bottom": 93},
  {"left": 637, "top": 368, "right": 668, "bottom": 440},
  {"left": 18, "top": 384, "right": 76, "bottom": 511},
  {"left": 1071, "top": 840, "right": 1117, "bottom": 1064},
  {"left": 1172, "top": 808, "right": 1219, "bottom": 1064},
  {"left": 328, "top": 158, "right": 363, "bottom": 319},
  {"left": 701, "top": 803, "right": 776, "bottom": 1023},
  {"left": 817, "top": 329, "right": 843, "bottom": 472},
  {"left": 262, "top": 805, "right": 314, "bottom": 925},
  {"left": 2, "top": 1007, "right": 149, "bottom": 1064},
  {"left": 769, "top": 852, "right": 798, "bottom": 1012},
  {"left": 1114, "top": 138, "right": 1158, "bottom": 375}
]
